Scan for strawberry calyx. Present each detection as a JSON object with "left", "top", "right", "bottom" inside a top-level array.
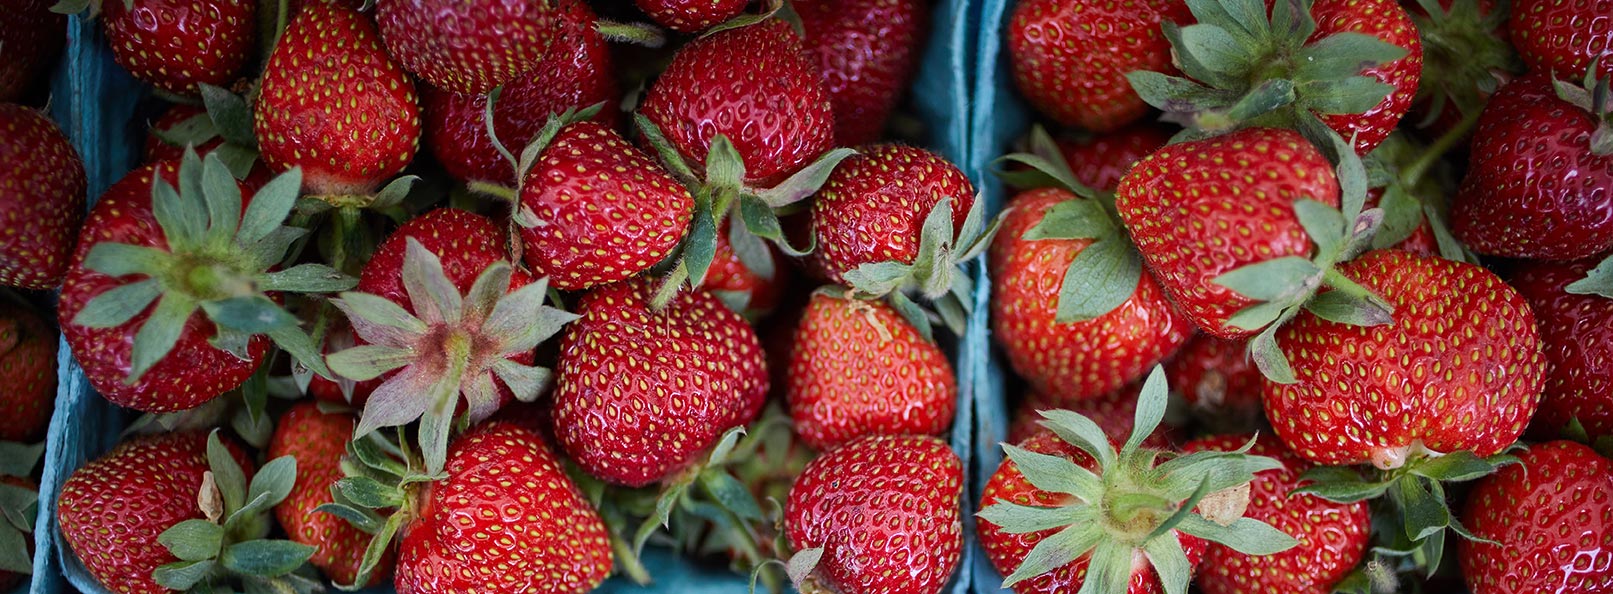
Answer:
[
  {"left": 1406, "top": 0, "right": 1520, "bottom": 129},
  {"left": 0, "top": 442, "right": 42, "bottom": 577},
  {"left": 1566, "top": 254, "right": 1613, "bottom": 298},
  {"left": 152, "top": 430, "right": 317, "bottom": 592},
  {"left": 70, "top": 148, "right": 355, "bottom": 385},
  {"left": 149, "top": 84, "right": 264, "bottom": 180},
  {"left": 593, "top": 19, "right": 668, "bottom": 48},
  {"left": 318, "top": 429, "right": 440, "bottom": 590},
  {"left": 324, "top": 238, "right": 577, "bottom": 476},
  {"left": 1363, "top": 133, "right": 1474, "bottom": 261},
  {"left": 977, "top": 367, "right": 1298, "bottom": 592},
  {"left": 1550, "top": 59, "right": 1613, "bottom": 156}
]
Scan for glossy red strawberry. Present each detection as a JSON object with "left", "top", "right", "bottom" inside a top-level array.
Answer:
[
  {"left": 786, "top": 291, "right": 955, "bottom": 450},
  {"left": 639, "top": 19, "right": 834, "bottom": 188},
  {"left": 796, "top": 0, "right": 928, "bottom": 145},
  {"left": 1265, "top": 250, "right": 1545, "bottom": 468},
  {"left": 811, "top": 144, "right": 976, "bottom": 284},
  {"left": 785, "top": 434, "right": 963, "bottom": 594},
  {"left": 634, "top": 0, "right": 746, "bottom": 33},
  {"left": 1508, "top": 0, "right": 1613, "bottom": 78},
  {"left": 0, "top": 0, "right": 64, "bottom": 102},
  {"left": 1006, "top": 0, "right": 1189, "bottom": 131},
  {"left": 1164, "top": 334, "right": 1264, "bottom": 431},
  {"left": 100, "top": 0, "right": 255, "bottom": 95},
  {"left": 358, "top": 208, "right": 530, "bottom": 307},
  {"left": 1451, "top": 72, "right": 1613, "bottom": 261},
  {"left": 552, "top": 280, "right": 768, "bottom": 486},
  {"left": 0, "top": 103, "right": 85, "bottom": 290},
  {"left": 1056, "top": 123, "right": 1174, "bottom": 191},
  {"left": 700, "top": 230, "right": 791, "bottom": 315},
  {"left": 1459, "top": 440, "right": 1613, "bottom": 593},
  {"left": 518, "top": 121, "right": 693, "bottom": 291},
  {"left": 420, "top": 0, "right": 618, "bottom": 186},
  {"left": 1309, "top": 0, "right": 1424, "bottom": 154},
  {"left": 376, "top": 0, "right": 557, "bottom": 95},
  {"left": 1182, "top": 434, "right": 1371, "bottom": 594},
  {"left": 0, "top": 300, "right": 54, "bottom": 442},
  {"left": 1116, "top": 127, "right": 1340, "bottom": 339},
  {"left": 1510, "top": 257, "right": 1613, "bottom": 441},
  {"left": 271, "top": 402, "right": 390, "bottom": 586},
  {"left": 256, "top": 3, "right": 420, "bottom": 195}
]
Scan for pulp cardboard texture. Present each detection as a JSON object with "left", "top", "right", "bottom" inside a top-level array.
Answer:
[{"left": 39, "top": 3, "right": 984, "bottom": 593}]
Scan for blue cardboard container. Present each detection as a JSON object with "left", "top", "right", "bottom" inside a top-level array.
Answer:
[{"left": 37, "top": 3, "right": 986, "bottom": 593}]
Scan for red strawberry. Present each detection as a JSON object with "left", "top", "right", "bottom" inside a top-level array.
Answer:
[
  {"left": 796, "top": 0, "right": 928, "bottom": 145},
  {"left": 700, "top": 230, "right": 791, "bottom": 315},
  {"left": 57, "top": 431, "right": 254, "bottom": 594},
  {"left": 1056, "top": 123, "right": 1174, "bottom": 191},
  {"left": 810, "top": 144, "right": 976, "bottom": 285},
  {"left": 420, "top": 0, "right": 618, "bottom": 186},
  {"left": 0, "top": 300, "right": 55, "bottom": 442},
  {"left": 0, "top": 103, "right": 85, "bottom": 290},
  {"left": 144, "top": 104, "right": 220, "bottom": 163},
  {"left": 551, "top": 280, "right": 768, "bottom": 487},
  {"left": 1459, "top": 440, "right": 1613, "bottom": 593},
  {"left": 99, "top": 0, "right": 255, "bottom": 96},
  {"left": 786, "top": 291, "right": 955, "bottom": 450},
  {"left": 634, "top": 0, "right": 746, "bottom": 33},
  {"left": 1164, "top": 334, "right": 1264, "bottom": 431},
  {"left": 1508, "top": 0, "right": 1613, "bottom": 79},
  {"left": 992, "top": 187, "right": 1193, "bottom": 398},
  {"left": 256, "top": 3, "right": 420, "bottom": 195},
  {"left": 271, "top": 402, "right": 391, "bottom": 586},
  {"left": 1182, "top": 434, "right": 1371, "bottom": 594},
  {"left": 1115, "top": 127, "right": 1340, "bottom": 339},
  {"left": 517, "top": 121, "right": 693, "bottom": 291},
  {"left": 1265, "top": 250, "right": 1545, "bottom": 468},
  {"left": 1006, "top": 0, "right": 1189, "bottom": 132},
  {"left": 639, "top": 20, "right": 834, "bottom": 188},
  {"left": 1309, "top": 0, "right": 1424, "bottom": 154},
  {"left": 1007, "top": 383, "right": 1175, "bottom": 447},
  {"left": 376, "top": 0, "right": 557, "bottom": 95},
  {"left": 1450, "top": 72, "right": 1613, "bottom": 261},
  {"left": 357, "top": 208, "right": 529, "bottom": 307},
  {"left": 0, "top": 0, "right": 64, "bottom": 102},
  {"left": 1510, "top": 257, "right": 1613, "bottom": 441},
  {"left": 785, "top": 434, "right": 963, "bottom": 594}
]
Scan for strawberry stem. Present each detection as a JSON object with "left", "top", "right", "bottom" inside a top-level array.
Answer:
[{"left": 1402, "top": 107, "right": 1481, "bottom": 186}]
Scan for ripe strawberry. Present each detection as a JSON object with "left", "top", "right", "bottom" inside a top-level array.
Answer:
[
  {"left": 701, "top": 230, "right": 791, "bottom": 315},
  {"left": 1459, "top": 440, "right": 1613, "bottom": 593},
  {"left": 1006, "top": 0, "right": 1189, "bottom": 131},
  {"left": 811, "top": 144, "right": 977, "bottom": 285},
  {"left": 517, "top": 121, "right": 693, "bottom": 291},
  {"left": 634, "top": 0, "right": 746, "bottom": 33},
  {"left": 785, "top": 434, "right": 963, "bottom": 594},
  {"left": 992, "top": 187, "right": 1193, "bottom": 398},
  {"left": 1055, "top": 123, "right": 1174, "bottom": 191},
  {"left": 1265, "top": 250, "right": 1545, "bottom": 468},
  {"left": 357, "top": 208, "right": 528, "bottom": 308},
  {"left": 0, "top": 103, "right": 85, "bottom": 290},
  {"left": 376, "top": 0, "right": 557, "bottom": 95},
  {"left": 1007, "top": 383, "right": 1175, "bottom": 447},
  {"left": 144, "top": 103, "right": 275, "bottom": 190},
  {"left": 639, "top": 19, "right": 834, "bottom": 188},
  {"left": 0, "top": 0, "right": 64, "bottom": 102},
  {"left": 271, "top": 402, "right": 390, "bottom": 586},
  {"left": 256, "top": 3, "right": 420, "bottom": 195},
  {"left": 1450, "top": 72, "right": 1613, "bottom": 260},
  {"left": 1508, "top": 0, "right": 1613, "bottom": 79},
  {"left": 56, "top": 431, "right": 254, "bottom": 594},
  {"left": 98, "top": 0, "right": 255, "bottom": 96},
  {"left": 1115, "top": 127, "right": 1340, "bottom": 339},
  {"left": 144, "top": 104, "right": 221, "bottom": 163},
  {"left": 420, "top": 0, "right": 619, "bottom": 186},
  {"left": 1163, "top": 334, "right": 1265, "bottom": 432},
  {"left": 1182, "top": 434, "right": 1371, "bottom": 594},
  {"left": 1509, "top": 257, "right": 1613, "bottom": 441},
  {"left": 796, "top": 0, "right": 928, "bottom": 145},
  {"left": 551, "top": 279, "right": 768, "bottom": 487},
  {"left": 0, "top": 300, "right": 55, "bottom": 442},
  {"left": 786, "top": 291, "right": 955, "bottom": 450}
]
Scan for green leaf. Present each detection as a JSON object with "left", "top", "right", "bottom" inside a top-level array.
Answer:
[
  {"left": 704, "top": 135, "right": 747, "bottom": 197},
  {"left": 1035, "top": 409, "right": 1118, "bottom": 468},
  {"left": 219, "top": 540, "right": 316, "bottom": 577},
  {"left": 349, "top": 512, "right": 405, "bottom": 588},
  {"left": 201, "top": 296, "right": 297, "bottom": 334},
  {"left": 1177, "top": 24, "right": 1254, "bottom": 79},
  {"left": 634, "top": 114, "right": 695, "bottom": 182},
  {"left": 485, "top": 279, "right": 577, "bottom": 354},
  {"left": 1249, "top": 322, "right": 1297, "bottom": 384},
  {"left": 0, "top": 522, "right": 28, "bottom": 575},
  {"left": 1177, "top": 515, "right": 1300, "bottom": 555},
  {"left": 246, "top": 456, "right": 298, "bottom": 510},
  {"left": 683, "top": 200, "right": 719, "bottom": 287},
  {"left": 201, "top": 153, "right": 243, "bottom": 247},
  {"left": 886, "top": 290, "right": 934, "bottom": 343},
  {"left": 1002, "top": 523, "right": 1106, "bottom": 587},
  {"left": 153, "top": 559, "right": 217, "bottom": 590},
  {"left": 153, "top": 168, "right": 206, "bottom": 251},
  {"left": 1213, "top": 256, "right": 1319, "bottom": 302},
  {"left": 213, "top": 144, "right": 258, "bottom": 180},
  {"left": 1124, "top": 367, "right": 1169, "bottom": 455},
  {"left": 265, "top": 323, "right": 333, "bottom": 379},
  {"left": 699, "top": 470, "right": 764, "bottom": 521},
  {"left": 1142, "top": 533, "right": 1193, "bottom": 594},
  {"left": 1304, "top": 289, "right": 1395, "bottom": 326},
  {"left": 978, "top": 501, "right": 1093, "bottom": 535},
  {"left": 1296, "top": 33, "right": 1410, "bottom": 81},
  {"left": 786, "top": 547, "right": 823, "bottom": 587},
  {"left": 1293, "top": 199, "right": 1346, "bottom": 255},
  {"left": 207, "top": 431, "right": 248, "bottom": 514},
  {"left": 257, "top": 264, "right": 357, "bottom": 293},
  {"left": 244, "top": 226, "right": 308, "bottom": 271},
  {"left": 238, "top": 167, "right": 302, "bottom": 248},
  {"left": 72, "top": 278, "right": 162, "bottom": 328},
  {"left": 0, "top": 443, "right": 43, "bottom": 479},
  {"left": 1394, "top": 476, "right": 1450, "bottom": 541},
  {"left": 159, "top": 519, "right": 224, "bottom": 562},
  {"left": 1024, "top": 199, "right": 1113, "bottom": 241},
  {"left": 333, "top": 476, "right": 404, "bottom": 510},
  {"left": 1074, "top": 539, "right": 1133, "bottom": 594},
  {"left": 755, "top": 147, "right": 857, "bottom": 208},
  {"left": 1125, "top": 71, "right": 1234, "bottom": 111},
  {"left": 314, "top": 503, "right": 383, "bottom": 534},
  {"left": 1292, "top": 467, "right": 1393, "bottom": 502},
  {"left": 1224, "top": 299, "right": 1288, "bottom": 332},
  {"left": 82, "top": 242, "right": 173, "bottom": 278},
  {"left": 400, "top": 239, "right": 463, "bottom": 325},
  {"left": 1304, "top": 77, "right": 1399, "bottom": 115},
  {"left": 1054, "top": 239, "right": 1142, "bottom": 323},
  {"left": 727, "top": 214, "right": 775, "bottom": 281},
  {"left": 197, "top": 84, "right": 258, "bottom": 147},
  {"left": 1409, "top": 451, "right": 1499, "bottom": 482},
  {"left": 128, "top": 292, "right": 199, "bottom": 384},
  {"left": 1001, "top": 444, "right": 1103, "bottom": 499},
  {"left": 634, "top": 481, "right": 690, "bottom": 554},
  {"left": 1567, "top": 254, "right": 1613, "bottom": 298}
]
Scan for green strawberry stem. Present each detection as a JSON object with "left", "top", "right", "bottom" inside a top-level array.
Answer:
[
  {"left": 1401, "top": 107, "right": 1482, "bottom": 187},
  {"left": 594, "top": 20, "right": 667, "bottom": 48}
]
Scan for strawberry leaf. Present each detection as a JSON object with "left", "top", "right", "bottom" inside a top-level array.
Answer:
[
  {"left": 1392, "top": 476, "right": 1450, "bottom": 541},
  {"left": 73, "top": 278, "right": 162, "bottom": 329},
  {"left": 153, "top": 559, "right": 217, "bottom": 590},
  {"left": 977, "top": 501, "right": 1094, "bottom": 535},
  {"left": 1176, "top": 514, "right": 1298, "bottom": 555},
  {"left": 1056, "top": 237, "right": 1142, "bottom": 323},
  {"left": 1002, "top": 444, "right": 1104, "bottom": 498},
  {"left": 1249, "top": 321, "right": 1297, "bottom": 384},
  {"left": 755, "top": 147, "right": 856, "bottom": 208},
  {"left": 159, "top": 519, "right": 225, "bottom": 563},
  {"left": 1213, "top": 256, "right": 1319, "bottom": 302},
  {"left": 197, "top": 84, "right": 257, "bottom": 148},
  {"left": 727, "top": 213, "right": 775, "bottom": 281},
  {"left": 785, "top": 547, "right": 824, "bottom": 588},
  {"left": 1002, "top": 523, "right": 1105, "bottom": 587},
  {"left": 218, "top": 540, "right": 316, "bottom": 577},
  {"left": 1142, "top": 529, "right": 1192, "bottom": 594},
  {"left": 1036, "top": 409, "right": 1118, "bottom": 468},
  {"left": 128, "top": 292, "right": 199, "bottom": 384},
  {"left": 1124, "top": 368, "right": 1169, "bottom": 455},
  {"left": 1566, "top": 254, "right": 1613, "bottom": 298}
]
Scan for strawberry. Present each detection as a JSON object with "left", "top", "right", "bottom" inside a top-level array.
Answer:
[
  {"left": 551, "top": 279, "right": 768, "bottom": 487},
  {"left": 1458, "top": 440, "right": 1613, "bottom": 593},
  {"left": 1182, "top": 434, "right": 1371, "bottom": 594},
  {"left": 785, "top": 290, "right": 955, "bottom": 450},
  {"left": 1055, "top": 123, "right": 1174, "bottom": 191},
  {"left": 978, "top": 369, "right": 1296, "bottom": 593},
  {"left": 420, "top": 0, "right": 619, "bottom": 186},
  {"left": 1509, "top": 257, "right": 1613, "bottom": 442},
  {"left": 796, "top": 0, "right": 928, "bottom": 145},
  {"left": 1508, "top": 0, "right": 1613, "bottom": 79},
  {"left": 639, "top": 19, "right": 834, "bottom": 188},
  {"left": 1450, "top": 71, "right": 1613, "bottom": 261},
  {"left": 1006, "top": 0, "right": 1190, "bottom": 132},
  {"left": 307, "top": 318, "right": 380, "bottom": 405},
  {"left": 810, "top": 144, "right": 976, "bottom": 285},
  {"left": 59, "top": 154, "right": 348, "bottom": 412},
  {"left": 1404, "top": 0, "right": 1520, "bottom": 138},
  {"left": 144, "top": 103, "right": 275, "bottom": 191},
  {"left": 634, "top": 0, "right": 746, "bottom": 33},
  {"left": 517, "top": 121, "right": 693, "bottom": 291},
  {"left": 256, "top": 2, "right": 421, "bottom": 196},
  {"left": 270, "top": 402, "right": 390, "bottom": 586},
  {"left": 701, "top": 229, "right": 791, "bottom": 316},
  {"left": 95, "top": 0, "right": 255, "bottom": 96},
  {"left": 0, "top": 103, "right": 85, "bottom": 290},
  {"left": 0, "top": 299, "right": 55, "bottom": 442},
  {"left": 1007, "top": 382, "right": 1177, "bottom": 447},
  {"left": 356, "top": 208, "right": 527, "bottom": 309},
  {"left": 0, "top": 0, "right": 64, "bottom": 102},
  {"left": 144, "top": 104, "right": 221, "bottom": 164},
  {"left": 1163, "top": 334, "right": 1264, "bottom": 432},
  {"left": 376, "top": 0, "right": 558, "bottom": 95},
  {"left": 784, "top": 434, "right": 963, "bottom": 594}
]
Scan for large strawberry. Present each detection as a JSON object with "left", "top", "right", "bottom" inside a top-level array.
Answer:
[
  {"left": 634, "top": 0, "right": 746, "bottom": 33},
  {"left": 1163, "top": 334, "right": 1264, "bottom": 432},
  {"left": 0, "top": 103, "right": 85, "bottom": 290},
  {"left": 1509, "top": 257, "right": 1613, "bottom": 442},
  {"left": 0, "top": 0, "right": 64, "bottom": 102},
  {"left": 978, "top": 368, "right": 1296, "bottom": 593},
  {"left": 1458, "top": 440, "right": 1613, "bottom": 593},
  {"left": 376, "top": 0, "right": 557, "bottom": 95},
  {"left": 701, "top": 229, "right": 791, "bottom": 316},
  {"left": 516, "top": 120, "right": 693, "bottom": 291},
  {"left": 59, "top": 153, "right": 349, "bottom": 412},
  {"left": 785, "top": 434, "right": 963, "bottom": 594},
  {"left": 89, "top": 0, "right": 255, "bottom": 96},
  {"left": 270, "top": 402, "right": 390, "bottom": 585},
  {"left": 1508, "top": 0, "right": 1613, "bottom": 79},
  {"left": 1055, "top": 123, "right": 1174, "bottom": 191},
  {"left": 1450, "top": 71, "right": 1613, "bottom": 261},
  {"left": 551, "top": 279, "right": 768, "bottom": 487},
  {"left": 0, "top": 299, "right": 54, "bottom": 442},
  {"left": 786, "top": 290, "right": 955, "bottom": 450},
  {"left": 256, "top": 2, "right": 420, "bottom": 196},
  {"left": 1007, "top": 382, "right": 1177, "bottom": 447},
  {"left": 1182, "top": 434, "right": 1371, "bottom": 594},
  {"left": 796, "top": 0, "right": 928, "bottom": 145}
]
